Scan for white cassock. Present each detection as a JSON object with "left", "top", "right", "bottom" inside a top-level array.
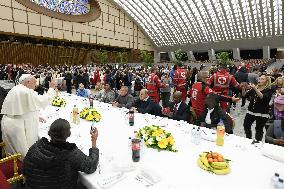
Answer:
[{"left": 1, "top": 84, "right": 56, "bottom": 157}]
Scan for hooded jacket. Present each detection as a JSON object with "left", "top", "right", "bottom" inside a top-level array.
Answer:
[{"left": 23, "top": 137, "right": 99, "bottom": 189}]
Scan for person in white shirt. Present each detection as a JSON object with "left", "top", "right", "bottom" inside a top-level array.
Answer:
[{"left": 1, "top": 74, "right": 57, "bottom": 157}]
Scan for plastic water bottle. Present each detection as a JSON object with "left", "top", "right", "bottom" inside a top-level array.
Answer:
[
  {"left": 275, "top": 179, "right": 284, "bottom": 189},
  {"left": 270, "top": 173, "right": 280, "bottom": 189},
  {"left": 191, "top": 127, "right": 196, "bottom": 143},
  {"left": 195, "top": 127, "right": 201, "bottom": 145},
  {"left": 216, "top": 119, "right": 225, "bottom": 146}
]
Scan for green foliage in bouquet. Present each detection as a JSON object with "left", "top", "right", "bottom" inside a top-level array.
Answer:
[
  {"left": 52, "top": 96, "right": 66, "bottom": 107},
  {"left": 137, "top": 125, "right": 177, "bottom": 152},
  {"left": 79, "top": 107, "right": 101, "bottom": 122}
]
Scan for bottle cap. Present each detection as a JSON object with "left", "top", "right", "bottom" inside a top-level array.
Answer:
[
  {"left": 279, "top": 179, "right": 283, "bottom": 183},
  {"left": 275, "top": 173, "right": 280, "bottom": 177}
]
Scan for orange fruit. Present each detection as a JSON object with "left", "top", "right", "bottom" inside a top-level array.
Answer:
[
  {"left": 207, "top": 154, "right": 212, "bottom": 158},
  {"left": 212, "top": 153, "right": 218, "bottom": 158},
  {"left": 213, "top": 159, "right": 218, "bottom": 162},
  {"left": 207, "top": 158, "right": 213, "bottom": 163},
  {"left": 217, "top": 157, "right": 224, "bottom": 162}
]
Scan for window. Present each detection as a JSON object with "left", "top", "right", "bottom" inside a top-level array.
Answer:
[{"left": 30, "top": 0, "right": 90, "bottom": 15}]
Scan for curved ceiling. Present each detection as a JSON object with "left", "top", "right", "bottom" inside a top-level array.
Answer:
[{"left": 113, "top": 0, "right": 283, "bottom": 51}]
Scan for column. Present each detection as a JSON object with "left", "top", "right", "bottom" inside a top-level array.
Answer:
[
  {"left": 263, "top": 45, "right": 270, "bottom": 59},
  {"left": 168, "top": 52, "right": 176, "bottom": 62},
  {"left": 208, "top": 49, "right": 216, "bottom": 60},
  {"left": 233, "top": 48, "right": 241, "bottom": 60},
  {"left": 154, "top": 51, "right": 160, "bottom": 63},
  {"left": 187, "top": 51, "right": 195, "bottom": 61}
]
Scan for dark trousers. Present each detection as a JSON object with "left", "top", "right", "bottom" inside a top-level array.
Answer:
[
  {"left": 160, "top": 92, "right": 170, "bottom": 108},
  {"left": 67, "top": 84, "right": 72, "bottom": 94},
  {"left": 243, "top": 113, "right": 268, "bottom": 141}
]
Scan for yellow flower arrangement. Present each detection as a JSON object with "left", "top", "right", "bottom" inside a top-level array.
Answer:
[
  {"left": 51, "top": 96, "right": 66, "bottom": 107},
  {"left": 137, "top": 125, "right": 177, "bottom": 152},
  {"left": 79, "top": 107, "right": 101, "bottom": 122}
]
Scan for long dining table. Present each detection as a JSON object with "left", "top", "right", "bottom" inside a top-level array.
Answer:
[{"left": 38, "top": 92, "right": 284, "bottom": 189}]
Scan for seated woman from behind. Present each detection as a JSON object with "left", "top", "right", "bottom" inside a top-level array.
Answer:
[
  {"left": 198, "top": 93, "right": 233, "bottom": 134},
  {"left": 23, "top": 118, "right": 99, "bottom": 189},
  {"left": 265, "top": 119, "right": 284, "bottom": 147}
]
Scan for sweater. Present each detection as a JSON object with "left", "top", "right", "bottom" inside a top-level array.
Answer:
[
  {"left": 76, "top": 89, "right": 88, "bottom": 98},
  {"left": 23, "top": 138, "right": 99, "bottom": 189},
  {"left": 115, "top": 94, "right": 134, "bottom": 109}
]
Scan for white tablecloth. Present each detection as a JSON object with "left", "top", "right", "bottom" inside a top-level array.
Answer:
[{"left": 39, "top": 93, "right": 284, "bottom": 189}]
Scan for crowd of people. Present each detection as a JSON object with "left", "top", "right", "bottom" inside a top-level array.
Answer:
[{"left": 0, "top": 58, "right": 284, "bottom": 189}]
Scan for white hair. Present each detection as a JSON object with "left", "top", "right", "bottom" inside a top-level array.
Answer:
[{"left": 19, "top": 74, "right": 35, "bottom": 84}]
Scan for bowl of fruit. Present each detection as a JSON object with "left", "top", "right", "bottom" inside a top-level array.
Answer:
[{"left": 197, "top": 151, "right": 231, "bottom": 175}]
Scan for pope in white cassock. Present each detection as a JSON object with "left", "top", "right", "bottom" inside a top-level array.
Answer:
[{"left": 1, "top": 74, "right": 57, "bottom": 157}]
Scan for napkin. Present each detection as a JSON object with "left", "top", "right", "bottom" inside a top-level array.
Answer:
[
  {"left": 96, "top": 172, "right": 126, "bottom": 189},
  {"left": 112, "top": 162, "right": 136, "bottom": 173},
  {"left": 201, "top": 129, "right": 216, "bottom": 142},
  {"left": 139, "top": 168, "right": 161, "bottom": 184},
  {"left": 262, "top": 144, "right": 284, "bottom": 163}
]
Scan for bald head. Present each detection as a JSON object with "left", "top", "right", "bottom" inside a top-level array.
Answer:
[
  {"left": 197, "top": 71, "right": 209, "bottom": 82},
  {"left": 139, "top": 88, "right": 149, "bottom": 100},
  {"left": 173, "top": 91, "right": 182, "bottom": 104}
]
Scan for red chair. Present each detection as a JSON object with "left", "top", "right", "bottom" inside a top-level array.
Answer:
[
  {"left": 0, "top": 142, "right": 23, "bottom": 185},
  {"left": 0, "top": 169, "right": 11, "bottom": 189}
]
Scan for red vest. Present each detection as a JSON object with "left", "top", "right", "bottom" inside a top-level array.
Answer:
[
  {"left": 189, "top": 82, "right": 212, "bottom": 116},
  {"left": 146, "top": 73, "right": 159, "bottom": 94},
  {"left": 211, "top": 71, "right": 232, "bottom": 94},
  {"left": 173, "top": 68, "right": 187, "bottom": 87}
]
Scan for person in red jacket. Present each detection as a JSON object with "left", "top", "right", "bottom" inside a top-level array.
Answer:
[
  {"left": 208, "top": 64, "right": 240, "bottom": 111},
  {"left": 189, "top": 71, "right": 240, "bottom": 118},
  {"left": 173, "top": 66, "right": 187, "bottom": 101},
  {"left": 146, "top": 67, "right": 166, "bottom": 103},
  {"left": 90, "top": 67, "right": 101, "bottom": 87}
]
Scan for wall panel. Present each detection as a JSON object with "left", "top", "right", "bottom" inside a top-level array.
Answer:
[{"left": 0, "top": 0, "right": 154, "bottom": 51}]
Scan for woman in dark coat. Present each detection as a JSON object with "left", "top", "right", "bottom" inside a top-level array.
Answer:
[
  {"left": 23, "top": 118, "right": 99, "bottom": 189},
  {"left": 242, "top": 75, "right": 274, "bottom": 141}
]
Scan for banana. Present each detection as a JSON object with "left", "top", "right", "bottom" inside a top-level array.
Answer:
[
  {"left": 200, "top": 152, "right": 211, "bottom": 168},
  {"left": 210, "top": 161, "right": 229, "bottom": 170},
  {"left": 212, "top": 167, "right": 231, "bottom": 175},
  {"left": 197, "top": 158, "right": 210, "bottom": 171}
]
